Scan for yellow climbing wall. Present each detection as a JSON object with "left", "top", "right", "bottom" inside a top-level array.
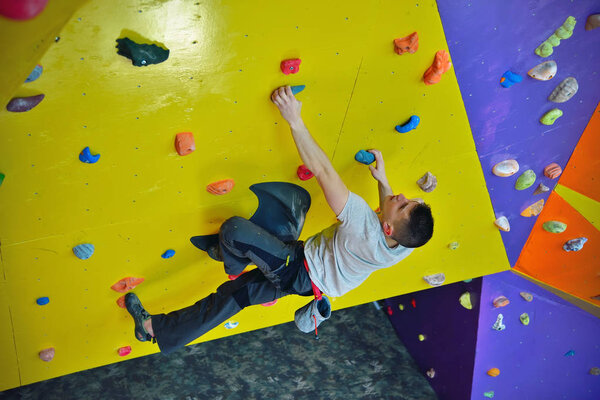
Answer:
[{"left": 0, "top": 0, "right": 509, "bottom": 390}]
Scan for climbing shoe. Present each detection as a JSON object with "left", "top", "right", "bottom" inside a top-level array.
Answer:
[
  {"left": 125, "top": 293, "right": 156, "bottom": 343},
  {"left": 206, "top": 244, "right": 223, "bottom": 262}
]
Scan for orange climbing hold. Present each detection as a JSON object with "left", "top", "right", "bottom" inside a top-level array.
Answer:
[
  {"left": 111, "top": 277, "right": 145, "bottom": 293},
  {"left": 487, "top": 368, "right": 500, "bottom": 377},
  {"left": 116, "top": 295, "right": 126, "bottom": 308},
  {"left": 544, "top": 163, "right": 562, "bottom": 179},
  {"left": 423, "top": 50, "right": 452, "bottom": 85},
  {"left": 175, "top": 132, "right": 195, "bottom": 156},
  {"left": 393, "top": 32, "right": 419, "bottom": 55},
  {"left": 521, "top": 199, "right": 544, "bottom": 217},
  {"left": 493, "top": 295, "right": 510, "bottom": 308},
  {"left": 207, "top": 179, "right": 235, "bottom": 195}
]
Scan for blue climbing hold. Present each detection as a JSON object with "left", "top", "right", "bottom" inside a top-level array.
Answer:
[
  {"left": 564, "top": 350, "right": 575, "bottom": 357},
  {"left": 25, "top": 65, "right": 43, "bottom": 83},
  {"left": 500, "top": 71, "right": 523, "bottom": 88},
  {"left": 355, "top": 150, "right": 375, "bottom": 165},
  {"left": 224, "top": 321, "right": 239, "bottom": 329},
  {"left": 36, "top": 297, "right": 50, "bottom": 306},
  {"left": 73, "top": 243, "right": 95, "bottom": 260},
  {"left": 395, "top": 115, "right": 420, "bottom": 133},
  {"left": 291, "top": 85, "right": 306, "bottom": 95},
  {"left": 161, "top": 249, "right": 176, "bottom": 259},
  {"left": 79, "top": 147, "right": 100, "bottom": 164}
]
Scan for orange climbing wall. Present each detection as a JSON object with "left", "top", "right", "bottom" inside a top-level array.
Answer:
[
  {"left": 559, "top": 102, "right": 600, "bottom": 203},
  {"left": 514, "top": 191, "right": 600, "bottom": 306},
  {"left": 0, "top": 0, "right": 508, "bottom": 390}
]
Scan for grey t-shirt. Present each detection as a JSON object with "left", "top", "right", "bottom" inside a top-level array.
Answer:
[{"left": 303, "top": 192, "right": 413, "bottom": 297}]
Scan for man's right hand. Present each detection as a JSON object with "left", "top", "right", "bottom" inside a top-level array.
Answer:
[
  {"left": 368, "top": 149, "right": 389, "bottom": 184},
  {"left": 271, "top": 86, "right": 303, "bottom": 127}
]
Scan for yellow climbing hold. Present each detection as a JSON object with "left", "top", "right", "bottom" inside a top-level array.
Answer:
[{"left": 460, "top": 292, "right": 473, "bottom": 309}]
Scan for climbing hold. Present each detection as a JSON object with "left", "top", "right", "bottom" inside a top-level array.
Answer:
[
  {"left": 354, "top": 150, "right": 375, "bottom": 165},
  {"left": 549, "top": 77, "right": 578, "bottom": 103},
  {"left": 423, "top": 273, "right": 445, "bottom": 287},
  {"left": 224, "top": 321, "right": 239, "bottom": 329},
  {"left": 261, "top": 300, "right": 278, "bottom": 307},
  {"left": 39, "top": 347, "right": 55, "bottom": 362},
  {"left": 291, "top": 85, "right": 305, "bottom": 95},
  {"left": 426, "top": 368, "right": 436, "bottom": 378},
  {"left": 493, "top": 296, "right": 510, "bottom": 308},
  {"left": 79, "top": 147, "right": 101, "bottom": 164},
  {"left": 521, "top": 199, "right": 544, "bottom": 217},
  {"left": 395, "top": 115, "right": 420, "bottom": 133},
  {"left": 398, "top": 304, "right": 405, "bottom": 311},
  {"left": 459, "top": 292, "right": 472, "bottom": 310},
  {"left": 540, "top": 108, "right": 563, "bottom": 125},
  {"left": 484, "top": 391, "right": 495, "bottom": 398},
  {"left": 118, "top": 346, "right": 132, "bottom": 357},
  {"left": 25, "top": 64, "right": 43, "bottom": 83},
  {"left": 386, "top": 306, "right": 393, "bottom": 316},
  {"left": 72, "top": 243, "right": 95, "bottom": 260},
  {"left": 515, "top": 169, "right": 536, "bottom": 190},
  {"left": 393, "top": 32, "right": 419, "bottom": 55},
  {"left": 280, "top": 58, "right": 301, "bottom": 75},
  {"left": 590, "top": 367, "right": 600, "bottom": 375},
  {"left": 0, "top": 0, "right": 48, "bottom": 20},
  {"left": 520, "top": 313, "right": 530, "bottom": 325},
  {"left": 492, "top": 314, "right": 505, "bottom": 331},
  {"left": 564, "top": 350, "right": 575, "bottom": 357},
  {"left": 175, "top": 132, "right": 195, "bottom": 156},
  {"left": 544, "top": 163, "right": 562, "bottom": 179},
  {"left": 520, "top": 292, "right": 533, "bottom": 302},
  {"left": 528, "top": 61, "right": 557, "bottom": 81},
  {"left": 418, "top": 334, "right": 426, "bottom": 341},
  {"left": 297, "top": 165, "right": 314, "bottom": 181},
  {"left": 207, "top": 179, "right": 235, "bottom": 195},
  {"left": 487, "top": 368, "right": 500, "bottom": 377},
  {"left": 563, "top": 237, "right": 587, "bottom": 252},
  {"left": 161, "top": 249, "right": 175, "bottom": 259},
  {"left": 463, "top": 279, "right": 473, "bottom": 283},
  {"left": 111, "top": 277, "right": 145, "bottom": 293},
  {"left": 543, "top": 220, "right": 567, "bottom": 233},
  {"left": 116, "top": 37, "right": 169, "bottom": 66},
  {"left": 36, "top": 297, "right": 49, "bottom": 306},
  {"left": 423, "top": 50, "right": 452, "bottom": 85},
  {"left": 492, "top": 159, "right": 519, "bottom": 177},
  {"left": 0, "top": 172, "right": 4, "bottom": 187},
  {"left": 417, "top": 171, "right": 437, "bottom": 193},
  {"left": 535, "top": 16, "right": 576, "bottom": 57},
  {"left": 411, "top": 299, "right": 416, "bottom": 308},
  {"left": 500, "top": 71, "right": 523, "bottom": 88},
  {"left": 533, "top": 183, "right": 550, "bottom": 195},
  {"left": 448, "top": 242, "right": 460, "bottom": 250},
  {"left": 586, "top": 14, "right": 600, "bottom": 31},
  {"left": 116, "top": 295, "right": 126, "bottom": 308},
  {"left": 494, "top": 216, "right": 510, "bottom": 232},
  {"left": 6, "top": 94, "right": 45, "bottom": 112}
]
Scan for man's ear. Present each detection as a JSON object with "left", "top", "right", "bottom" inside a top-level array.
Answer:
[{"left": 383, "top": 221, "right": 393, "bottom": 236}]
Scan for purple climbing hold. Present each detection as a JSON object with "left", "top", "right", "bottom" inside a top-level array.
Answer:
[{"left": 6, "top": 94, "right": 45, "bottom": 112}]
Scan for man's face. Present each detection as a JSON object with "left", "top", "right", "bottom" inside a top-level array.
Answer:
[{"left": 381, "top": 194, "right": 423, "bottom": 234}]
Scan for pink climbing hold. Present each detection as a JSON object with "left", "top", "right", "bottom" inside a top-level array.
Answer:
[
  {"left": 118, "top": 346, "right": 132, "bottom": 357},
  {"left": 0, "top": 0, "right": 48, "bottom": 20},
  {"left": 261, "top": 300, "right": 278, "bottom": 307},
  {"left": 297, "top": 164, "right": 314, "bottom": 181},
  {"left": 280, "top": 58, "right": 301, "bottom": 75},
  {"left": 6, "top": 94, "right": 45, "bottom": 112}
]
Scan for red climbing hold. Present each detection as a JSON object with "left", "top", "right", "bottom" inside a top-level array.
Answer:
[
  {"left": 207, "top": 179, "right": 235, "bottom": 195},
  {"left": 280, "top": 58, "right": 301, "bottom": 75},
  {"left": 118, "top": 346, "right": 132, "bottom": 357},
  {"left": 411, "top": 298, "right": 416, "bottom": 308},
  {"left": 111, "top": 277, "right": 145, "bottom": 293},
  {"left": 297, "top": 165, "right": 314, "bottom": 181},
  {"left": 261, "top": 300, "right": 278, "bottom": 307},
  {"left": 0, "top": 0, "right": 48, "bottom": 20},
  {"left": 386, "top": 306, "right": 393, "bottom": 315}
]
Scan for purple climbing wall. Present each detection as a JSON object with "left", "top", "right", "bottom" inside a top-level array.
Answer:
[
  {"left": 472, "top": 271, "right": 600, "bottom": 400},
  {"left": 437, "top": 0, "right": 600, "bottom": 265},
  {"left": 384, "top": 279, "right": 482, "bottom": 400}
]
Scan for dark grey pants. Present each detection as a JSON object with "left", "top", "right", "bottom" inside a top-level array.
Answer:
[{"left": 151, "top": 216, "right": 313, "bottom": 354}]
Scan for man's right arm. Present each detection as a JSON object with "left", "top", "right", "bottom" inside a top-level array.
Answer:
[{"left": 368, "top": 149, "right": 393, "bottom": 211}]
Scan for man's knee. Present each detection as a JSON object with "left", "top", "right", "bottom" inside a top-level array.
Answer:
[{"left": 220, "top": 216, "right": 248, "bottom": 242}]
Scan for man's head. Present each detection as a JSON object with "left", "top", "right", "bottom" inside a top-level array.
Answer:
[{"left": 380, "top": 194, "right": 434, "bottom": 248}]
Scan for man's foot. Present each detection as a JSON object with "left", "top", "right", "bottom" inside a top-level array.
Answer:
[
  {"left": 125, "top": 293, "right": 155, "bottom": 343},
  {"left": 206, "top": 244, "right": 223, "bottom": 262}
]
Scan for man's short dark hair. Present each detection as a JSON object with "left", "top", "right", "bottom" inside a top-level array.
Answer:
[{"left": 392, "top": 203, "right": 434, "bottom": 248}]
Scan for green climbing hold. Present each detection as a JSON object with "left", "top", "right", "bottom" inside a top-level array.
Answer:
[
  {"left": 540, "top": 108, "right": 563, "bottom": 125},
  {"left": 515, "top": 169, "right": 536, "bottom": 190},
  {"left": 0, "top": 172, "right": 4, "bottom": 187},
  {"left": 520, "top": 313, "right": 530, "bottom": 325},
  {"left": 116, "top": 37, "right": 169, "bottom": 67},
  {"left": 484, "top": 391, "right": 495, "bottom": 398},
  {"left": 543, "top": 220, "right": 567, "bottom": 233},
  {"left": 535, "top": 16, "right": 576, "bottom": 57},
  {"left": 460, "top": 292, "right": 473, "bottom": 310}
]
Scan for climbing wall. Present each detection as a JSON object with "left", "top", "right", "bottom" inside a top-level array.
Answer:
[
  {"left": 385, "top": 272, "right": 600, "bottom": 399},
  {"left": 437, "top": 0, "right": 600, "bottom": 266},
  {"left": 0, "top": 0, "right": 508, "bottom": 390}
]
